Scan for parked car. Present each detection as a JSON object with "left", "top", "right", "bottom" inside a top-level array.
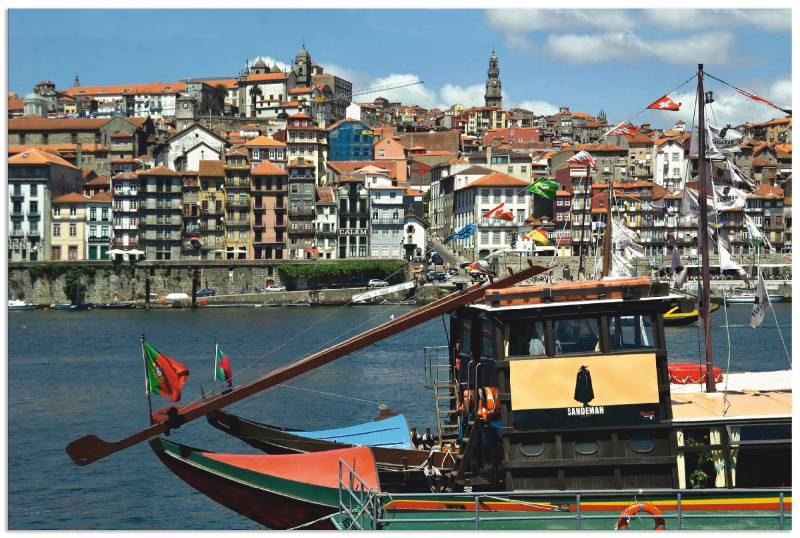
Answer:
[
  {"left": 195, "top": 288, "right": 216, "bottom": 297},
  {"left": 367, "top": 279, "right": 389, "bottom": 288},
  {"left": 430, "top": 255, "right": 444, "bottom": 265},
  {"left": 426, "top": 271, "right": 448, "bottom": 283},
  {"left": 265, "top": 285, "right": 286, "bottom": 292}
]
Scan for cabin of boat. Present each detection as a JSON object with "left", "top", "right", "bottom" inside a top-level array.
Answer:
[{"left": 442, "top": 276, "right": 791, "bottom": 493}]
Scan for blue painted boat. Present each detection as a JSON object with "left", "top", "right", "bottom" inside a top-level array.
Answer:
[{"left": 291, "top": 414, "right": 412, "bottom": 449}]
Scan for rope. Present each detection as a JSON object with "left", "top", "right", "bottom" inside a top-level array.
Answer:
[
  {"left": 769, "top": 296, "right": 792, "bottom": 368},
  {"left": 276, "top": 384, "right": 383, "bottom": 405},
  {"left": 721, "top": 296, "right": 732, "bottom": 416},
  {"left": 288, "top": 511, "right": 337, "bottom": 530},
  {"left": 482, "top": 495, "right": 561, "bottom": 512}
]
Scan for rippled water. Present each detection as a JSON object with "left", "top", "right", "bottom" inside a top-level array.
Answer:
[{"left": 7, "top": 303, "right": 792, "bottom": 529}]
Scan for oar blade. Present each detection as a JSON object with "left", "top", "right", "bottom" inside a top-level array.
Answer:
[{"left": 66, "top": 434, "right": 119, "bottom": 466}]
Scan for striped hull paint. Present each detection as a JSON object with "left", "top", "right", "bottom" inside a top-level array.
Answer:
[
  {"left": 385, "top": 494, "right": 792, "bottom": 513},
  {"left": 150, "top": 438, "right": 377, "bottom": 529}
]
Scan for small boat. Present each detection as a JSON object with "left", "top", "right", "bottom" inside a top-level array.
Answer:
[
  {"left": 50, "top": 303, "right": 78, "bottom": 311},
  {"left": 149, "top": 437, "right": 380, "bottom": 530},
  {"left": 95, "top": 302, "right": 137, "bottom": 310},
  {"left": 725, "top": 294, "right": 785, "bottom": 304},
  {"left": 8, "top": 300, "right": 40, "bottom": 311},
  {"left": 663, "top": 302, "right": 720, "bottom": 326},
  {"left": 207, "top": 410, "right": 456, "bottom": 491}
]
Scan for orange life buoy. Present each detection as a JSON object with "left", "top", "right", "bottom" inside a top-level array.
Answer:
[
  {"left": 614, "top": 502, "right": 666, "bottom": 530},
  {"left": 477, "top": 386, "right": 499, "bottom": 421}
]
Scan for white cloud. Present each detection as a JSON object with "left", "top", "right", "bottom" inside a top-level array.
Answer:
[
  {"left": 485, "top": 9, "right": 635, "bottom": 33},
  {"left": 505, "top": 34, "right": 537, "bottom": 54},
  {"left": 643, "top": 9, "right": 790, "bottom": 33},
  {"left": 439, "top": 83, "right": 487, "bottom": 108},
  {"left": 544, "top": 31, "right": 735, "bottom": 65},
  {"left": 517, "top": 100, "right": 560, "bottom": 116},
  {"left": 366, "top": 74, "right": 439, "bottom": 108},
  {"left": 320, "top": 62, "right": 370, "bottom": 90},
  {"left": 653, "top": 76, "right": 791, "bottom": 128}
]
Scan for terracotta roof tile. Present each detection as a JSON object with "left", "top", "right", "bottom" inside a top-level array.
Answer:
[
  {"left": 243, "top": 135, "right": 286, "bottom": 148},
  {"left": 88, "top": 191, "right": 113, "bottom": 203},
  {"left": 63, "top": 81, "right": 186, "bottom": 97},
  {"left": 8, "top": 148, "right": 78, "bottom": 169},
  {"left": 85, "top": 175, "right": 111, "bottom": 186},
  {"left": 457, "top": 172, "right": 529, "bottom": 190},
  {"left": 138, "top": 165, "right": 180, "bottom": 177},
  {"left": 52, "top": 192, "right": 89, "bottom": 203},
  {"left": 315, "top": 185, "right": 335, "bottom": 203},
  {"left": 110, "top": 130, "right": 132, "bottom": 139},
  {"left": 251, "top": 160, "right": 287, "bottom": 176},
  {"left": 9, "top": 117, "right": 111, "bottom": 131},
  {"left": 245, "top": 72, "right": 288, "bottom": 82}
]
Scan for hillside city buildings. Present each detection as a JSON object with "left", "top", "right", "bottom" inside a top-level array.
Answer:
[{"left": 8, "top": 50, "right": 793, "bottom": 263}]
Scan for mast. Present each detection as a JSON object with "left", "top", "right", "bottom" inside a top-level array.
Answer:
[
  {"left": 602, "top": 181, "right": 613, "bottom": 277},
  {"left": 577, "top": 164, "right": 590, "bottom": 277},
  {"left": 697, "top": 64, "right": 716, "bottom": 392}
]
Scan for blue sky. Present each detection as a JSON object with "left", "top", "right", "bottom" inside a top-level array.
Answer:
[{"left": 8, "top": 9, "right": 791, "bottom": 127}]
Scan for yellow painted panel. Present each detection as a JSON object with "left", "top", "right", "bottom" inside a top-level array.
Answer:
[{"left": 510, "top": 353, "right": 658, "bottom": 411}]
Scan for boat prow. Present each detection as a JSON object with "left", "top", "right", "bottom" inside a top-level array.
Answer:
[{"left": 150, "top": 437, "right": 380, "bottom": 529}]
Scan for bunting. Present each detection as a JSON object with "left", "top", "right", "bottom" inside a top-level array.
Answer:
[
  {"left": 744, "top": 214, "right": 774, "bottom": 253},
  {"left": 483, "top": 202, "right": 515, "bottom": 221},
  {"left": 734, "top": 87, "right": 791, "bottom": 115}
]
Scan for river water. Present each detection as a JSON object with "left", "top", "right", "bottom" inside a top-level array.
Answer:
[{"left": 7, "top": 303, "right": 792, "bottom": 529}]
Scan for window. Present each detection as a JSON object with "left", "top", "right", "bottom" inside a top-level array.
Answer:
[
  {"left": 89, "top": 226, "right": 97, "bottom": 238},
  {"left": 69, "top": 224, "right": 77, "bottom": 237},
  {"left": 493, "top": 231, "right": 500, "bottom": 244},
  {"left": 508, "top": 319, "right": 546, "bottom": 357},
  {"left": 553, "top": 318, "right": 600, "bottom": 354},
  {"left": 493, "top": 189, "right": 501, "bottom": 203},
  {"left": 574, "top": 440, "right": 598, "bottom": 455},
  {"left": 630, "top": 434, "right": 655, "bottom": 454},
  {"left": 68, "top": 246, "right": 78, "bottom": 260},
  {"left": 608, "top": 314, "right": 654, "bottom": 351},
  {"left": 53, "top": 224, "right": 61, "bottom": 237},
  {"left": 90, "top": 207, "right": 97, "bottom": 221},
  {"left": 519, "top": 442, "right": 545, "bottom": 457},
  {"left": 481, "top": 190, "right": 489, "bottom": 203},
  {"left": 101, "top": 208, "right": 109, "bottom": 221},
  {"left": 101, "top": 226, "right": 109, "bottom": 237},
  {"left": 53, "top": 205, "right": 61, "bottom": 216},
  {"left": 507, "top": 166, "right": 514, "bottom": 173}
]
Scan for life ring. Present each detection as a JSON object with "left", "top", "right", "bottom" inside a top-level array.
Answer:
[
  {"left": 614, "top": 502, "right": 666, "bottom": 530},
  {"left": 477, "top": 386, "right": 499, "bottom": 421}
]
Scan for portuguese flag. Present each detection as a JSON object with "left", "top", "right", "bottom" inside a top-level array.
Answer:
[
  {"left": 143, "top": 341, "right": 189, "bottom": 402},
  {"left": 215, "top": 344, "right": 232, "bottom": 387}
]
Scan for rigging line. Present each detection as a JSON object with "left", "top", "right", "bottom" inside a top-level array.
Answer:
[
  {"left": 605, "top": 72, "right": 698, "bottom": 134},
  {"left": 705, "top": 71, "right": 791, "bottom": 113},
  {"left": 769, "top": 300, "right": 792, "bottom": 368},
  {"left": 721, "top": 293, "right": 732, "bottom": 416},
  {"left": 277, "top": 383, "right": 382, "bottom": 404}
]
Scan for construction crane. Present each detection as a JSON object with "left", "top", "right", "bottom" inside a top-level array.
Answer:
[{"left": 313, "top": 79, "right": 423, "bottom": 105}]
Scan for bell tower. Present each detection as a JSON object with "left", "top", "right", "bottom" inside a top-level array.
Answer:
[
  {"left": 485, "top": 50, "right": 502, "bottom": 109},
  {"left": 293, "top": 43, "right": 312, "bottom": 87}
]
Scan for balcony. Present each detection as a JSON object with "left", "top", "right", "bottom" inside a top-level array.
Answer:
[
  {"left": 289, "top": 224, "right": 315, "bottom": 234},
  {"left": 27, "top": 229, "right": 41, "bottom": 238},
  {"left": 28, "top": 211, "right": 40, "bottom": 220},
  {"left": 10, "top": 229, "right": 24, "bottom": 237},
  {"left": 226, "top": 199, "right": 251, "bottom": 209},
  {"left": 371, "top": 218, "right": 403, "bottom": 225},
  {"left": 289, "top": 207, "right": 315, "bottom": 217},
  {"left": 112, "top": 239, "right": 138, "bottom": 248},
  {"left": 88, "top": 235, "right": 111, "bottom": 243},
  {"left": 11, "top": 192, "right": 24, "bottom": 201},
  {"left": 252, "top": 222, "right": 266, "bottom": 229}
]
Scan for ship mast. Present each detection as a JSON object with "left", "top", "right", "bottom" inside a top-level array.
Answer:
[{"left": 696, "top": 64, "right": 716, "bottom": 392}]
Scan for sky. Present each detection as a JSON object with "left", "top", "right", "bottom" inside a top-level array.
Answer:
[{"left": 8, "top": 9, "right": 792, "bottom": 128}]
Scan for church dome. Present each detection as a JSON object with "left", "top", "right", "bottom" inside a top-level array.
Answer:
[
  {"left": 252, "top": 57, "right": 267, "bottom": 68},
  {"left": 296, "top": 45, "right": 309, "bottom": 59}
]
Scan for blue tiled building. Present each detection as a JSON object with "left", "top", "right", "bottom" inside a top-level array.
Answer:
[{"left": 327, "top": 119, "right": 375, "bottom": 161}]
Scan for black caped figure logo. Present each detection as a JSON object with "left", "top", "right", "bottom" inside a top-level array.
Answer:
[{"left": 574, "top": 365, "right": 594, "bottom": 407}]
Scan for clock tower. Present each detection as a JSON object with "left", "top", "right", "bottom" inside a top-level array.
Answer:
[
  {"left": 484, "top": 50, "right": 502, "bottom": 109},
  {"left": 175, "top": 94, "right": 197, "bottom": 131}
]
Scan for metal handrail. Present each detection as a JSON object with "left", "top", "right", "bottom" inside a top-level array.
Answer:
[{"left": 338, "top": 458, "right": 381, "bottom": 530}]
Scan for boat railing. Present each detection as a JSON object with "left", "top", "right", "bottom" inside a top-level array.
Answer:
[
  {"left": 363, "top": 487, "right": 792, "bottom": 530},
  {"left": 337, "top": 458, "right": 382, "bottom": 530}
]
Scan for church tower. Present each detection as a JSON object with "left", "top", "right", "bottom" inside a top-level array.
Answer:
[
  {"left": 293, "top": 43, "right": 312, "bottom": 87},
  {"left": 484, "top": 50, "right": 502, "bottom": 108}
]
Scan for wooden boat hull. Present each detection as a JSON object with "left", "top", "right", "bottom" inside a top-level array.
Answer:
[
  {"left": 8, "top": 304, "right": 39, "bottom": 311},
  {"left": 150, "top": 437, "right": 379, "bottom": 530},
  {"left": 207, "top": 410, "right": 456, "bottom": 491}
]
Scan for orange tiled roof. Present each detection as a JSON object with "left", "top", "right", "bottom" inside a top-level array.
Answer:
[
  {"left": 8, "top": 93, "right": 23, "bottom": 111},
  {"left": 8, "top": 148, "right": 78, "bottom": 169},
  {"left": 138, "top": 165, "right": 180, "bottom": 177},
  {"left": 245, "top": 72, "right": 288, "bottom": 82},
  {"left": 198, "top": 160, "right": 224, "bottom": 177},
  {"left": 243, "top": 135, "right": 286, "bottom": 148},
  {"left": 85, "top": 175, "right": 111, "bottom": 186},
  {"left": 251, "top": 160, "right": 287, "bottom": 176},
  {"left": 9, "top": 117, "right": 111, "bottom": 131},
  {"left": 203, "top": 79, "right": 238, "bottom": 89},
  {"left": 289, "top": 86, "right": 313, "bottom": 95},
  {"left": 749, "top": 184, "right": 784, "bottom": 198},
  {"left": 8, "top": 143, "right": 109, "bottom": 154},
  {"left": 110, "top": 130, "right": 132, "bottom": 139},
  {"left": 52, "top": 192, "right": 89, "bottom": 203},
  {"left": 63, "top": 81, "right": 185, "bottom": 97},
  {"left": 88, "top": 191, "right": 113, "bottom": 203},
  {"left": 458, "top": 172, "right": 529, "bottom": 189}
]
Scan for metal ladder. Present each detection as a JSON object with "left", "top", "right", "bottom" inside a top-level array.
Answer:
[{"left": 424, "top": 346, "right": 460, "bottom": 445}]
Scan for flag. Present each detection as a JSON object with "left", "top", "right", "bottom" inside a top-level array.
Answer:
[
  {"left": 143, "top": 341, "right": 189, "bottom": 402},
  {"left": 467, "top": 260, "right": 493, "bottom": 274},
  {"left": 726, "top": 159, "right": 757, "bottom": 191},
  {"left": 750, "top": 272, "right": 772, "bottom": 328},
  {"left": 525, "top": 228, "right": 549, "bottom": 245},
  {"left": 735, "top": 87, "right": 791, "bottom": 115},
  {"left": 744, "top": 214, "right": 774, "bottom": 253},
  {"left": 605, "top": 122, "right": 640, "bottom": 136},
  {"left": 671, "top": 249, "right": 688, "bottom": 289},
  {"left": 527, "top": 178, "right": 558, "bottom": 200},
  {"left": 713, "top": 184, "right": 747, "bottom": 211},
  {"left": 567, "top": 150, "right": 596, "bottom": 168},
  {"left": 483, "top": 202, "right": 515, "bottom": 221},
  {"left": 647, "top": 95, "right": 681, "bottom": 111},
  {"left": 706, "top": 124, "right": 743, "bottom": 156},
  {"left": 444, "top": 223, "right": 477, "bottom": 243},
  {"left": 717, "top": 232, "right": 749, "bottom": 285},
  {"left": 215, "top": 344, "right": 232, "bottom": 387}
]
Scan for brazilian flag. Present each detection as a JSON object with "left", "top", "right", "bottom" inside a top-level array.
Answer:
[{"left": 527, "top": 178, "right": 558, "bottom": 200}]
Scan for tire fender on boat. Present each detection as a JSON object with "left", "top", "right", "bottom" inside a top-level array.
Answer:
[{"left": 614, "top": 502, "right": 666, "bottom": 530}]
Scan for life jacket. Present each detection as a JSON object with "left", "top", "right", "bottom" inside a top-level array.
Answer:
[{"left": 477, "top": 386, "right": 500, "bottom": 421}]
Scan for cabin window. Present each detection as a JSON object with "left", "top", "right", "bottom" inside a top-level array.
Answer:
[
  {"left": 630, "top": 434, "right": 655, "bottom": 454},
  {"left": 608, "top": 314, "right": 654, "bottom": 351},
  {"left": 574, "top": 440, "right": 599, "bottom": 455},
  {"left": 520, "top": 442, "right": 545, "bottom": 457},
  {"left": 507, "top": 319, "right": 546, "bottom": 357},
  {"left": 482, "top": 329, "right": 495, "bottom": 359},
  {"left": 553, "top": 318, "right": 600, "bottom": 355}
]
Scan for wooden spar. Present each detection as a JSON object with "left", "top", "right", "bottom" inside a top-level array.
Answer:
[
  {"left": 66, "top": 264, "right": 548, "bottom": 466},
  {"left": 697, "top": 64, "right": 716, "bottom": 393}
]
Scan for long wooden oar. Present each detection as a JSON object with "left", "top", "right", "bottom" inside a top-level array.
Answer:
[{"left": 66, "top": 264, "right": 546, "bottom": 466}]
